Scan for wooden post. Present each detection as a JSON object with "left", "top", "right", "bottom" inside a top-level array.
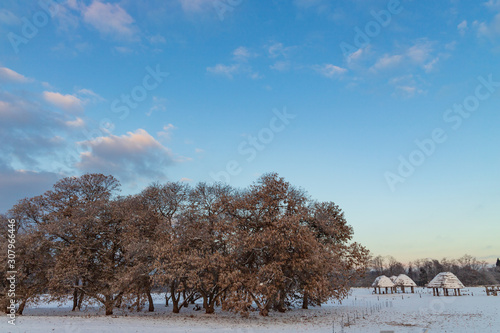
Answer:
[
  {"left": 458, "top": 289, "right": 461, "bottom": 296},
  {"left": 411, "top": 286, "right": 414, "bottom": 293}
]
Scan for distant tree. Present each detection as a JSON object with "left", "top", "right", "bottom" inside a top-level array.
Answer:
[
  {"left": 387, "top": 256, "right": 405, "bottom": 276},
  {"left": 495, "top": 258, "right": 500, "bottom": 269},
  {"left": 371, "top": 256, "right": 385, "bottom": 275},
  {"left": 407, "top": 264, "right": 414, "bottom": 280},
  {"left": 418, "top": 268, "right": 428, "bottom": 286}
]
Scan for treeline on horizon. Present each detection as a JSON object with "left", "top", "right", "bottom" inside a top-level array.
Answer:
[
  {"left": 354, "top": 254, "right": 500, "bottom": 288},
  {"left": 0, "top": 173, "right": 370, "bottom": 317}
]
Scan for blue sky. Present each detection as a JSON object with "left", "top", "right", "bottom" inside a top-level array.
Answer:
[{"left": 1, "top": 0, "right": 499, "bottom": 264}]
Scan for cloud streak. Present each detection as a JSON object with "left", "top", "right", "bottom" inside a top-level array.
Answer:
[
  {"left": 43, "top": 91, "right": 84, "bottom": 113},
  {"left": 82, "top": 1, "right": 140, "bottom": 41},
  {"left": 0, "top": 67, "right": 32, "bottom": 83},
  {"left": 77, "top": 129, "right": 183, "bottom": 183}
]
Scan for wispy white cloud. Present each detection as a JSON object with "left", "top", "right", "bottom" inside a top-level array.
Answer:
[
  {"left": 389, "top": 75, "right": 427, "bottom": 98},
  {"left": 77, "top": 88, "right": 104, "bottom": 102},
  {"left": 268, "top": 42, "right": 295, "bottom": 58},
  {"left": 157, "top": 123, "right": 176, "bottom": 141},
  {"left": 406, "top": 41, "right": 433, "bottom": 64},
  {"left": 233, "top": 46, "right": 255, "bottom": 61},
  {"left": 475, "top": 13, "right": 500, "bottom": 38},
  {"left": 0, "top": 67, "right": 33, "bottom": 83},
  {"left": 148, "top": 34, "right": 166, "bottom": 44},
  {"left": 347, "top": 47, "right": 365, "bottom": 65},
  {"left": 77, "top": 129, "right": 183, "bottom": 183},
  {"left": 270, "top": 61, "right": 291, "bottom": 72},
  {"left": 371, "top": 54, "right": 404, "bottom": 72},
  {"left": 484, "top": 0, "right": 500, "bottom": 10},
  {"left": 458, "top": 20, "right": 468, "bottom": 35},
  {"left": 65, "top": 117, "right": 85, "bottom": 128},
  {"left": 147, "top": 96, "right": 168, "bottom": 116},
  {"left": 82, "top": 1, "right": 140, "bottom": 41},
  {"left": 313, "top": 64, "right": 347, "bottom": 78},
  {"left": 43, "top": 91, "right": 84, "bottom": 113},
  {"left": 207, "top": 64, "right": 240, "bottom": 79},
  {"left": 423, "top": 57, "right": 440, "bottom": 73},
  {"left": 370, "top": 40, "right": 442, "bottom": 73}
]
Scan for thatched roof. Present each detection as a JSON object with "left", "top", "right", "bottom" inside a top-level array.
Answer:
[
  {"left": 427, "top": 272, "right": 464, "bottom": 289},
  {"left": 372, "top": 275, "right": 395, "bottom": 288},
  {"left": 394, "top": 274, "right": 417, "bottom": 287},
  {"left": 389, "top": 275, "right": 398, "bottom": 283}
]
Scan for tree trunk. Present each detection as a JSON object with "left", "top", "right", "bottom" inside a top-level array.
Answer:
[
  {"left": 276, "top": 290, "right": 286, "bottom": 312},
  {"left": 170, "top": 283, "right": 181, "bottom": 313},
  {"left": 259, "top": 306, "right": 269, "bottom": 317},
  {"left": 136, "top": 292, "right": 142, "bottom": 312},
  {"left": 302, "top": 292, "right": 309, "bottom": 310},
  {"left": 205, "top": 295, "right": 216, "bottom": 314},
  {"left": 105, "top": 303, "right": 113, "bottom": 315},
  {"left": 115, "top": 293, "right": 123, "bottom": 309},
  {"left": 18, "top": 299, "right": 26, "bottom": 315},
  {"left": 147, "top": 290, "right": 154, "bottom": 312},
  {"left": 172, "top": 301, "right": 180, "bottom": 314},
  {"left": 77, "top": 290, "right": 84, "bottom": 310},
  {"left": 104, "top": 295, "right": 114, "bottom": 315},
  {"left": 182, "top": 290, "right": 189, "bottom": 307},
  {"left": 72, "top": 287, "right": 79, "bottom": 311}
]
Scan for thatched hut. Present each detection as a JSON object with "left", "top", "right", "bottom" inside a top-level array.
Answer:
[
  {"left": 372, "top": 275, "right": 395, "bottom": 294},
  {"left": 427, "top": 272, "right": 464, "bottom": 296},
  {"left": 394, "top": 274, "right": 417, "bottom": 293}
]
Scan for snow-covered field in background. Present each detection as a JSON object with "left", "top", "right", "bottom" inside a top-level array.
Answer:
[{"left": 2, "top": 287, "right": 499, "bottom": 333}]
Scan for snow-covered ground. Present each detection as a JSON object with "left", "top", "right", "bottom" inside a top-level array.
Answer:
[{"left": 2, "top": 287, "right": 499, "bottom": 333}]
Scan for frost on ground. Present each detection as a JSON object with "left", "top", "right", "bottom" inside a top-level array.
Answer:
[{"left": 2, "top": 287, "right": 498, "bottom": 333}]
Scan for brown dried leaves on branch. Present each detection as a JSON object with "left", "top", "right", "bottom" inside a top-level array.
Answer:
[{"left": 2, "top": 172, "right": 369, "bottom": 316}]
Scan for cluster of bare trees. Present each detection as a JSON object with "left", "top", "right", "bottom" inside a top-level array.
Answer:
[
  {"left": 1, "top": 173, "right": 369, "bottom": 317},
  {"left": 356, "top": 254, "right": 499, "bottom": 287}
]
